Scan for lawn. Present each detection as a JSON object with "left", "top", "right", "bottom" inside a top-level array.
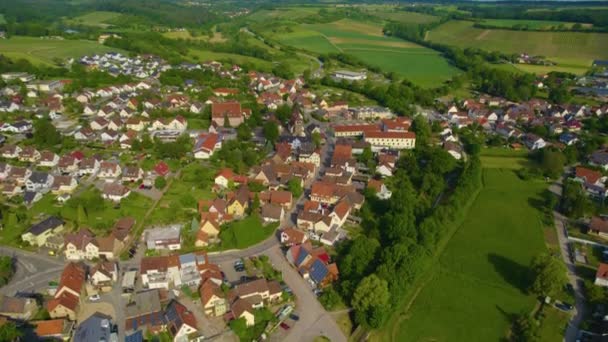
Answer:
[
  {"left": 218, "top": 215, "right": 277, "bottom": 250},
  {"left": 0, "top": 36, "right": 124, "bottom": 66},
  {"left": 59, "top": 187, "right": 153, "bottom": 235},
  {"left": 427, "top": 20, "right": 608, "bottom": 70},
  {"left": 65, "top": 11, "right": 122, "bottom": 28},
  {"left": 394, "top": 166, "right": 548, "bottom": 341},
  {"left": 269, "top": 18, "right": 460, "bottom": 87},
  {"left": 147, "top": 162, "right": 215, "bottom": 225},
  {"left": 538, "top": 306, "right": 570, "bottom": 341}
]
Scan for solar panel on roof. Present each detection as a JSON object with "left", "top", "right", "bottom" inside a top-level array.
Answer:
[{"left": 310, "top": 259, "right": 328, "bottom": 284}]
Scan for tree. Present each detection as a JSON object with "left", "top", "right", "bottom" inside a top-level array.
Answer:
[
  {"left": 312, "top": 132, "right": 322, "bottom": 148},
  {"left": 529, "top": 253, "right": 567, "bottom": 298},
  {"left": 319, "top": 287, "right": 343, "bottom": 310},
  {"left": 535, "top": 148, "right": 565, "bottom": 179},
  {"left": 560, "top": 179, "right": 591, "bottom": 218},
  {"left": 352, "top": 274, "right": 390, "bottom": 328},
  {"left": 287, "top": 178, "right": 303, "bottom": 198},
  {"left": 411, "top": 116, "right": 431, "bottom": 147},
  {"left": 549, "top": 85, "right": 571, "bottom": 104},
  {"left": 155, "top": 176, "right": 167, "bottom": 190},
  {"left": 33, "top": 119, "right": 61, "bottom": 148},
  {"left": 510, "top": 312, "right": 539, "bottom": 342},
  {"left": 0, "top": 256, "right": 13, "bottom": 286},
  {"left": 263, "top": 121, "right": 279, "bottom": 145},
  {"left": 0, "top": 322, "right": 22, "bottom": 342}
]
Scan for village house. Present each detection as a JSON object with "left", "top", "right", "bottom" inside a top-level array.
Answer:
[
  {"left": 102, "top": 182, "right": 131, "bottom": 202},
  {"left": 286, "top": 241, "right": 339, "bottom": 288},
  {"left": 589, "top": 216, "right": 608, "bottom": 240},
  {"left": 200, "top": 279, "right": 228, "bottom": 317},
  {"left": 140, "top": 256, "right": 181, "bottom": 289},
  {"left": 194, "top": 133, "right": 221, "bottom": 160},
  {"left": 51, "top": 175, "right": 78, "bottom": 195},
  {"left": 21, "top": 216, "right": 64, "bottom": 247},
  {"left": 98, "top": 162, "right": 122, "bottom": 180},
  {"left": 145, "top": 225, "right": 182, "bottom": 251},
  {"left": 90, "top": 261, "right": 118, "bottom": 289},
  {"left": 367, "top": 179, "right": 392, "bottom": 200},
  {"left": 280, "top": 227, "right": 308, "bottom": 246},
  {"left": 596, "top": 263, "right": 608, "bottom": 287},
  {"left": 122, "top": 166, "right": 144, "bottom": 182},
  {"left": 48, "top": 262, "right": 86, "bottom": 320},
  {"left": 78, "top": 157, "right": 100, "bottom": 176},
  {"left": 33, "top": 319, "right": 74, "bottom": 341},
  {"left": 38, "top": 151, "right": 60, "bottom": 168},
  {"left": 0, "top": 295, "right": 38, "bottom": 320},
  {"left": 57, "top": 155, "right": 79, "bottom": 175},
  {"left": 211, "top": 101, "right": 249, "bottom": 127},
  {"left": 165, "top": 300, "right": 198, "bottom": 341},
  {"left": 64, "top": 229, "right": 99, "bottom": 261},
  {"left": 18, "top": 146, "right": 41, "bottom": 163},
  {"left": 25, "top": 171, "right": 54, "bottom": 192}
]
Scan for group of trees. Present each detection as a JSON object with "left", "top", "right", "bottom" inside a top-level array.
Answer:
[{"left": 330, "top": 144, "right": 481, "bottom": 329}]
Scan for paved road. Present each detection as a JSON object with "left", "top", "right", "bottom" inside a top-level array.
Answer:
[
  {"left": 264, "top": 245, "right": 345, "bottom": 342},
  {"left": 0, "top": 246, "right": 65, "bottom": 296},
  {"left": 550, "top": 177, "right": 585, "bottom": 342}
]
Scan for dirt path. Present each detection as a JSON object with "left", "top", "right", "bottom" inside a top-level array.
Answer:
[{"left": 476, "top": 30, "right": 491, "bottom": 41}]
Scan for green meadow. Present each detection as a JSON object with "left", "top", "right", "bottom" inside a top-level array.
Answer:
[
  {"left": 0, "top": 36, "right": 124, "bottom": 65},
  {"left": 269, "top": 19, "right": 460, "bottom": 87},
  {"left": 391, "top": 157, "right": 549, "bottom": 341}
]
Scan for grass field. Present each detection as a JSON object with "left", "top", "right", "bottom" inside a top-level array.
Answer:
[
  {"left": 394, "top": 159, "right": 548, "bottom": 341},
  {"left": 0, "top": 36, "right": 123, "bottom": 65},
  {"left": 427, "top": 20, "right": 608, "bottom": 70},
  {"left": 0, "top": 14, "right": 5, "bottom": 25},
  {"left": 65, "top": 11, "right": 122, "bottom": 28},
  {"left": 218, "top": 215, "right": 277, "bottom": 250},
  {"left": 270, "top": 19, "right": 460, "bottom": 87},
  {"left": 189, "top": 49, "right": 273, "bottom": 70},
  {"left": 147, "top": 162, "right": 215, "bottom": 225}
]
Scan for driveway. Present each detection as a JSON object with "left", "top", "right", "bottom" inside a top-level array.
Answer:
[{"left": 263, "top": 245, "right": 345, "bottom": 342}]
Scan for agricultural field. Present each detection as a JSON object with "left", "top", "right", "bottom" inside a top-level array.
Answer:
[
  {"left": 427, "top": 20, "right": 608, "bottom": 70},
  {"left": 361, "top": 6, "right": 440, "bottom": 24},
  {"left": 0, "top": 36, "right": 123, "bottom": 65},
  {"left": 64, "top": 11, "right": 122, "bottom": 28},
  {"left": 480, "top": 18, "right": 584, "bottom": 29},
  {"left": 268, "top": 19, "right": 460, "bottom": 87},
  {"left": 246, "top": 6, "right": 323, "bottom": 22},
  {"left": 393, "top": 160, "right": 548, "bottom": 341}
]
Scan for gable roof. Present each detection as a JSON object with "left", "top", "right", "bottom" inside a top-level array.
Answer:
[
  {"left": 575, "top": 166, "right": 602, "bottom": 184},
  {"left": 597, "top": 263, "right": 608, "bottom": 281},
  {"left": 28, "top": 216, "right": 64, "bottom": 236}
]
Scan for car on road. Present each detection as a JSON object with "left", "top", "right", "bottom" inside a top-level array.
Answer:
[
  {"left": 556, "top": 302, "right": 573, "bottom": 311},
  {"left": 88, "top": 294, "right": 101, "bottom": 302},
  {"left": 280, "top": 322, "right": 290, "bottom": 331}
]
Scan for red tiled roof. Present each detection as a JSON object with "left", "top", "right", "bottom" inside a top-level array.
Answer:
[
  {"left": 597, "top": 263, "right": 608, "bottom": 280},
  {"left": 576, "top": 166, "right": 602, "bottom": 184},
  {"left": 212, "top": 102, "right": 242, "bottom": 118}
]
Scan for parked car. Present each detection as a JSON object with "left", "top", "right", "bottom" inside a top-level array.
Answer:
[
  {"left": 289, "top": 314, "right": 300, "bottom": 321},
  {"left": 89, "top": 294, "right": 101, "bottom": 302},
  {"left": 556, "top": 302, "right": 573, "bottom": 311},
  {"left": 280, "top": 322, "right": 290, "bottom": 331}
]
